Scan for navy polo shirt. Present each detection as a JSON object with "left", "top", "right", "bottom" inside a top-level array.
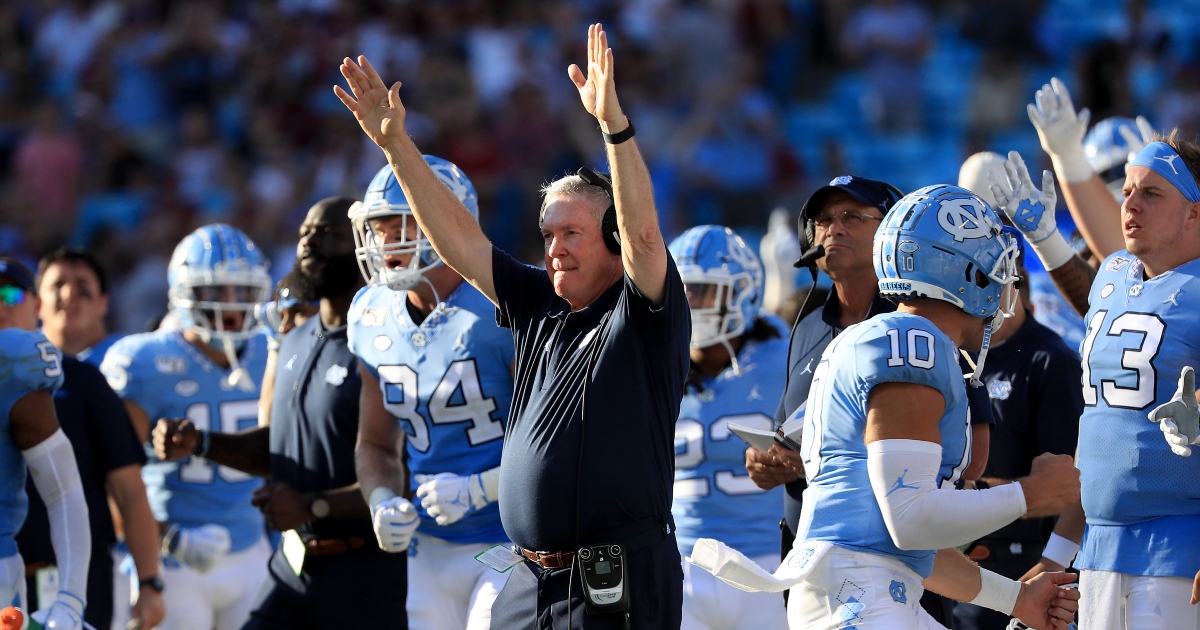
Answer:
[
  {"left": 491, "top": 246, "right": 690, "bottom": 552},
  {"left": 270, "top": 315, "right": 369, "bottom": 540},
  {"left": 774, "top": 288, "right": 995, "bottom": 534},
  {"left": 17, "top": 357, "right": 146, "bottom": 560},
  {"left": 975, "top": 310, "right": 1082, "bottom": 543}
]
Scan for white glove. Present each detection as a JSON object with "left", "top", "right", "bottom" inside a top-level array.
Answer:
[
  {"left": 370, "top": 492, "right": 420, "bottom": 552},
  {"left": 415, "top": 472, "right": 489, "bottom": 526},
  {"left": 31, "top": 591, "right": 85, "bottom": 630},
  {"left": 988, "top": 151, "right": 1074, "bottom": 270},
  {"left": 1027, "top": 77, "right": 1094, "bottom": 183},
  {"left": 1148, "top": 366, "right": 1200, "bottom": 457},
  {"left": 163, "top": 524, "right": 231, "bottom": 573},
  {"left": 760, "top": 208, "right": 801, "bottom": 316},
  {"left": 1115, "top": 116, "right": 1158, "bottom": 163}
]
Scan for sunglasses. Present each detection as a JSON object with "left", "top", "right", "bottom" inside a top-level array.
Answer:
[{"left": 0, "top": 285, "right": 26, "bottom": 307}]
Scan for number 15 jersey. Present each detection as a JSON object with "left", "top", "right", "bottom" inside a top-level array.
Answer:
[
  {"left": 1076, "top": 252, "right": 1200, "bottom": 577},
  {"left": 348, "top": 282, "right": 514, "bottom": 544}
]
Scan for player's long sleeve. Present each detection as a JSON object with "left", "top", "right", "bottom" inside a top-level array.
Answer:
[
  {"left": 867, "top": 439, "right": 1026, "bottom": 551},
  {"left": 23, "top": 429, "right": 91, "bottom": 607}
]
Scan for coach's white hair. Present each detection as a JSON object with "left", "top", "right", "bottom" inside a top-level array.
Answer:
[{"left": 538, "top": 175, "right": 612, "bottom": 227}]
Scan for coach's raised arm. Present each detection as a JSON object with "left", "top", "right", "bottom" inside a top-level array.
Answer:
[{"left": 337, "top": 23, "right": 690, "bottom": 629}]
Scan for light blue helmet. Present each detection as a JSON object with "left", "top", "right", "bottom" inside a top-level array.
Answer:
[
  {"left": 348, "top": 157, "right": 479, "bottom": 291},
  {"left": 167, "top": 224, "right": 272, "bottom": 345},
  {"left": 669, "top": 225, "right": 763, "bottom": 349},
  {"left": 874, "top": 184, "right": 1019, "bottom": 326},
  {"left": 1085, "top": 116, "right": 1141, "bottom": 201}
]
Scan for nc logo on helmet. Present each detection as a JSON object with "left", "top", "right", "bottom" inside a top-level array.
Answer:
[{"left": 936, "top": 198, "right": 997, "bottom": 242}]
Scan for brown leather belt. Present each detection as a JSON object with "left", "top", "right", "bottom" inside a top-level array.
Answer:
[
  {"left": 520, "top": 548, "right": 576, "bottom": 569},
  {"left": 305, "top": 536, "right": 366, "bottom": 557}
]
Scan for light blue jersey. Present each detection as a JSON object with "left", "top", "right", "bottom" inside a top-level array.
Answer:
[
  {"left": 75, "top": 332, "right": 123, "bottom": 368},
  {"left": 797, "top": 312, "right": 971, "bottom": 578},
  {"left": 347, "top": 282, "right": 514, "bottom": 544},
  {"left": 0, "top": 329, "right": 64, "bottom": 559},
  {"left": 673, "top": 316, "right": 789, "bottom": 559},
  {"left": 1076, "top": 252, "right": 1200, "bottom": 577},
  {"left": 101, "top": 330, "right": 268, "bottom": 552}
]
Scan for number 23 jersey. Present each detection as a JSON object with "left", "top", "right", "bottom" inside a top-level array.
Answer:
[
  {"left": 1076, "top": 252, "right": 1200, "bottom": 576},
  {"left": 101, "top": 330, "right": 268, "bottom": 552},
  {"left": 348, "top": 283, "right": 515, "bottom": 544}
]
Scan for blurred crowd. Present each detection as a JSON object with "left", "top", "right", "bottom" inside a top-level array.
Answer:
[{"left": 1, "top": 0, "right": 1198, "bottom": 333}]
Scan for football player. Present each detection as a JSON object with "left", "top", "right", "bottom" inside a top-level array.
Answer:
[
  {"left": 101, "top": 225, "right": 272, "bottom": 630},
  {"left": 0, "top": 257, "right": 91, "bottom": 630},
  {"left": 348, "top": 161, "right": 514, "bottom": 629},
  {"left": 990, "top": 141, "right": 1200, "bottom": 627},
  {"left": 668, "top": 226, "right": 790, "bottom": 630},
  {"left": 788, "top": 186, "right": 1079, "bottom": 629}
]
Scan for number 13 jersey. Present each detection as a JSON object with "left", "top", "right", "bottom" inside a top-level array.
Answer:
[
  {"left": 348, "top": 282, "right": 514, "bottom": 544},
  {"left": 1076, "top": 252, "right": 1200, "bottom": 577}
]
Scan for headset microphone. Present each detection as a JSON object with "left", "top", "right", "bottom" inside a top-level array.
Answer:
[{"left": 794, "top": 244, "right": 825, "bottom": 269}]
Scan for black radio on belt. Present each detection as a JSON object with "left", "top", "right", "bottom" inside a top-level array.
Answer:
[{"left": 578, "top": 543, "right": 629, "bottom": 614}]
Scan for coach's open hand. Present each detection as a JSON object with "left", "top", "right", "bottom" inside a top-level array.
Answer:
[
  {"left": 568, "top": 23, "right": 627, "bottom": 134},
  {"left": 1013, "top": 571, "right": 1079, "bottom": 630},
  {"left": 1017, "top": 453, "right": 1080, "bottom": 518},
  {"left": 334, "top": 55, "right": 407, "bottom": 153},
  {"left": 153, "top": 417, "right": 199, "bottom": 461}
]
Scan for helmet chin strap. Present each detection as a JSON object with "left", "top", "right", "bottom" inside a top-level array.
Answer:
[
  {"left": 966, "top": 316, "right": 998, "bottom": 388},
  {"left": 205, "top": 312, "right": 257, "bottom": 393},
  {"left": 720, "top": 337, "right": 742, "bottom": 376}
]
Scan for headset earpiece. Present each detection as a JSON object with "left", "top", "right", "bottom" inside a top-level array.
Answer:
[{"left": 577, "top": 167, "right": 621, "bottom": 255}]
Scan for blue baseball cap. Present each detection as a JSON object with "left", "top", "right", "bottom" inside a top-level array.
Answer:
[
  {"left": 0, "top": 257, "right": 36, "bottom": 291},
  {"left": 800, "top": 175, "right": 905, "bottom": 220}
]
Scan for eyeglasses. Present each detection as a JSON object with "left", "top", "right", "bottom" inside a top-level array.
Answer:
[
  {"left": 812, "top": 209, "right": 884, "bottom": 229},
  {"left": 0, "top": 285, "right": 27, "bottom": 307}
]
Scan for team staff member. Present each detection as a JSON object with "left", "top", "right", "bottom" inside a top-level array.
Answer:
[
  {"left": 747, "top": 176, "right": 994, "bottom": 625},
  {"left": 35, "top": 248, "right": 124, "bottom": 367},
  {"left": 334, "top": 22, "right": 689, "bottom": 628},
  {"left": 152, "top": 198, "right": 407, "bottom": 629},
  {"left": 13, "top": 253, "right": 165, "bottom": 630}
]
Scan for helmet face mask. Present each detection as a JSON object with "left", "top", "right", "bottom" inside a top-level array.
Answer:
[
  {"left": 669, "top": 225, "right": 764, "bottom": 351},
  {"left": 350, "top": 158, "right": 479, "bottom": 292}
]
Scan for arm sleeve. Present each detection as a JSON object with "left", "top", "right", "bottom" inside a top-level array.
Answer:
[
  {"left": 866, "top": 439, "right": 1026, "bottom": 550},
  {"left": 491, "top": 246, "right": 555, "bottom": 330},
  {"left": 22, "top": 429, "right": 91, "bottom": 608}
]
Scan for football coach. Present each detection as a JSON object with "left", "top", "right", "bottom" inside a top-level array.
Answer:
[{"left": 334, "top": 23, "right": 690, "bottom": 629}]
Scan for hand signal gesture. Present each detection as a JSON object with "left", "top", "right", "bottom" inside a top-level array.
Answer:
[
  {"left": 568, "top": 23, "right": 625, "bottom": 130},
  {"left": 333, "top": 56, "right": 407, "bottom": 151},
  {"left": 1148, "top": 365, "right": 1200, "bottom": 456},
  {"left": 153, "top": 418, "right": 199, "bottom": 462},
  {"left": 988, "top": 151, "right": 1060, "bottom": 244}
]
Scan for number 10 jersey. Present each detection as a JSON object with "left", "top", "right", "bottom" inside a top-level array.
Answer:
[
  {"left": 1076, "top": 251, "right": 1200, "bottom": 577},
  {"left": 348, "top": 283, "right": 514, "bottom": 544}
]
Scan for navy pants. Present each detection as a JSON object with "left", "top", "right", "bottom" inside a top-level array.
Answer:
[
  {"left": 490, "top": 534, "right": 684, "bottom": 630},
  {"left": 241, "top": 542, "right": 408, "bottom": 630}
]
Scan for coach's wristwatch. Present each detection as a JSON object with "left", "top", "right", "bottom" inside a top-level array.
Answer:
[
  {"left": 310, "top": 494, "right": 331, "bottom": 520},
  {"left": 139, "top": 575, "right": 165, "bottom": 593}
]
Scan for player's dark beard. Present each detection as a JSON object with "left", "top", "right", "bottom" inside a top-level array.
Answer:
[{"left": 290, "top": 252, "right": 360, "bottom": 300}]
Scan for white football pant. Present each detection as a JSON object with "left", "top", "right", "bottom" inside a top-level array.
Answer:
[
  {"left": 110, "top": 547, "right": 132, "bottom": 630},
  {"left": 0, "top": 554, "right": 27, "bottom": 612},
  {"left": 406, "top": 531, "right": 510, "bottom": 630},
  {"left": 1079, "top": 568, "right": 1200, "bottom": 630},
  {"left": 157, "top": 535, "right": 270, "bottom": 630},
  {"left": 787, "top": 546, "right": 946, "bottom": 630},
  {"left": 682, "top": 552, "right": 789, "bottom": 630}
]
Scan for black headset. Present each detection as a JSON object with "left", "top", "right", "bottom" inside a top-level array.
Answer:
[{"left": 576, "top": 167, "right": 622, "bottom": 255}]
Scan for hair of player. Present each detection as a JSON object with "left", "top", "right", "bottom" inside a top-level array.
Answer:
[
  {"left": 1152, "top": 128, "right": 1200, "bottom": 191},
  {"left": 37, "top": 247, "right": 109, "bottom": 295},
  {"left": 746, "top": 315, "right": 782, "bottom": 342},
  {"left": 538, "top": 174, "right": 613, "bottom": 229}
]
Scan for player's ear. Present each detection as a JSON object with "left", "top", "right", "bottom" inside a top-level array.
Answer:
[{"left": 1187, "top": 200, "right": 1200, "bottom": 228}]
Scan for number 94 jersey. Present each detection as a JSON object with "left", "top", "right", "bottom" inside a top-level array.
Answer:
[
  {"left": 1076, "top": 252, "right": 1200, "bottom": 576},
  {"left": 101, "top": 330, "right": 268, "bottom": 552},
  {"left": 348, "top": 283, "right": 515, "bottom": 544},
  {"left": 672, "top": 316, "right": 789, "bottom": 559},
  {"left": 798, "top": 312, "right": 970, "bottom": 578},
  {"left": 0, "top": 329, "right": 64, "bottom": 558}
]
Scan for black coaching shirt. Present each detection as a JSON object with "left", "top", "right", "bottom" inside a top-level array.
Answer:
[
  {"left": 270, "top": 315, "right": 371, "bottom": 540},
  {"left": 492, "top": 246, "right": 690, "bottom": 552},
  {"left": 775, "top": 288, "right": 995, "bottom": 534},
  {"left": 17, "top": 357, "right": 146, "bottom": 561},
  {"left": 975, "top": 310, "right": 1082, "bottom": 542}
]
